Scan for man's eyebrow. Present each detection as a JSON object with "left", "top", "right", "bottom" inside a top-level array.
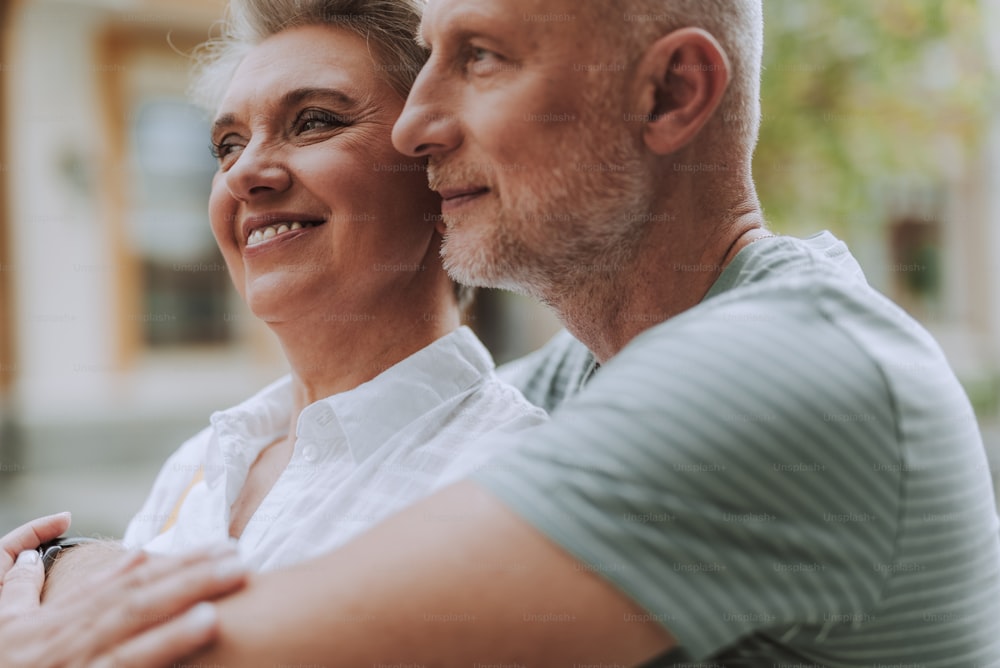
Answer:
[
  {"left": 417, "top": 7, "right": 505, "bottom": 50},
  {"left": 211, "top": 87, "right": 360, "bottom": 136}
]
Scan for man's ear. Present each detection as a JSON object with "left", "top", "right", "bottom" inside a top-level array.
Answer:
[{"left": 633, "top": 27, "right": 730, "bottom": 155}]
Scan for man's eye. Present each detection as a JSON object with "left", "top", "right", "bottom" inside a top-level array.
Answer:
[
  {"left": 467, "top": 47, "right": 511, "bottom": 75},
  {"left": 472, "top": 47, "right": 493, "bottom": 62}
]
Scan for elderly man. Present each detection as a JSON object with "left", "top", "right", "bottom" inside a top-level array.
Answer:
[{"left": 3, "top": 0, "right": 999, "bottom": 665}]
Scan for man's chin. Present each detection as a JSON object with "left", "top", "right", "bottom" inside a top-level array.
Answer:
[
  {"left": 442, "top": 245, "right": 503, "bottom": 289},
  {"left": 441, "top": 246, "right": 540, "bottom": 299},
  {"left": 439, "top": 209, "right": 555, "bottom": 300}
]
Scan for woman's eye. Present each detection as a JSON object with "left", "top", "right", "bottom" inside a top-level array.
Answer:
[
  {"left": 210, "top": 135, "right": 244, "bottom": 163},
  {"left": 296, "top": 110, "right": 346, "bottom": 134}
]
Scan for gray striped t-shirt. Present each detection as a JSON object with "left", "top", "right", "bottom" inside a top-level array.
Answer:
[
  {"left": 498, "top": 328, "right": 596, "bottom": 414},
  {"left": 475, "top": 232, "right": 1000, "bottom": 666}
]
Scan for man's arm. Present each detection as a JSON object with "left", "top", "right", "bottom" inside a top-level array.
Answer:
[
  {"left": 0, "top": 517, "right": 249, "bottom": 668},
  {"left": 197, "top": 480, "right": 674, "bottom": 667},
  {"left": 41, "top": 539, "right": 127, "bottom": 603}
]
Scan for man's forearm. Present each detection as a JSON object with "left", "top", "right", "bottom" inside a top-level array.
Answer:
[
  {"left": 42, "top": 540, "right": 126, "bottom": 603},
  {"left": 194, "top": 481, "right": 671, "bottom": 667}
]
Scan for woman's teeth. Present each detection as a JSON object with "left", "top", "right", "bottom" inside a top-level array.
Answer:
[{"left": 247, "top": 221, "right": 317, "bottom": 247}]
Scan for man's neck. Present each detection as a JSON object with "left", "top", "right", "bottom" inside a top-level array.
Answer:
[{"left": 551, "top": 209, "right": 768, "bottom": 364}]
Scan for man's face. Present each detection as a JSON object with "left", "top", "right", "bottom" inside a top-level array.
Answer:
[{"left": 392, "top": 0, "right": 653, "bottom": 301}]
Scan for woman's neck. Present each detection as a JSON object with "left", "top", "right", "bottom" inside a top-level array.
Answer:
[{"left": 271, "top": 292, "right": 460, "bottom": 413}]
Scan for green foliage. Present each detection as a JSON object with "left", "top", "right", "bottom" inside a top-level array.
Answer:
[{"left": 754, "top": 0, "right": 995, "bottom": 233}]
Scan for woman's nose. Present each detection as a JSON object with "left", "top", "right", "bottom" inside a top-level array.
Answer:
[{"left": 223, "top": 140, "right": 292, "bottom": 201}]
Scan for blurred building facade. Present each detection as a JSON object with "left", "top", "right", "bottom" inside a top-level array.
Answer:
[
  {"left": 0, "top": 0, "right": 264, "bottom": 534},
  {"left": 0, "top": 0, "right": 997, "bottom": 536}
]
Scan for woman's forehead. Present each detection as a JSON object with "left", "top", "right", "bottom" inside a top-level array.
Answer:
[{"left": 217, "top": 25, "right": 385, "bottom": 116}]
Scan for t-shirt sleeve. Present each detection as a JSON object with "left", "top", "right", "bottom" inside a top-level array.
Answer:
[{"left": 473, "top": 304, "right": 903, "bottom": 659}]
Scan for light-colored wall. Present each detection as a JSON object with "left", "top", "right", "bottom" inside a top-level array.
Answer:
[
  {"left": 7, "top": 0, "right": 285, "bottom": 429},
  {"left": 10, "top": 2, "right": 118, "bottom": 418},
  {"left": 0, "top": 0, "right": 15, "bottom": 399},
  {"left": 1, "top": 0, "right": 286, "bottom": 535}
]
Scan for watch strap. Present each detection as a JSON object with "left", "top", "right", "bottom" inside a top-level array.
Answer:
[{"left": 36, "top": 536, "right": 99, "bottom": 574}]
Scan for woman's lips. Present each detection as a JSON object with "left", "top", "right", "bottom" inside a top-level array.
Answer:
[
  {"left": 247, "top": 221, "right": 321, "bottom": 247},
  {"left": 242, "top": 220, "right": 325, "bottom": 256}
]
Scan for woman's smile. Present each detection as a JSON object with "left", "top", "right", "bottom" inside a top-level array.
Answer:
[
  {"left": 246, "top": 221, "right": 323, "bottom": 248},
  {"left": 241, "top": 212, "right": 328, "bottom": 255}
]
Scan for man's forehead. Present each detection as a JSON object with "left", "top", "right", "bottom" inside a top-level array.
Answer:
[
  {"left": 420, "top": 0, "right": 580, "bottom": 42},
  {"left": 420, "top": 0, "right": 501, "bottom": 39}
]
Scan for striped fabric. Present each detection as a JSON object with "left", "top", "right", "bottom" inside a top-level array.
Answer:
[
  {"left": 475, "top": 232, "right": 1000, "bottom": 666},
  {"left": 497, "top": 329, "right": 596, "bottom": 414}
]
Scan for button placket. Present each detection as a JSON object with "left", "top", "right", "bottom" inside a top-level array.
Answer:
[
  {"left": 292, "top": 403, "right": 339, "bottom": 474},
  {"left": 301, "top": 442, "right": 319, "bottom": 464}
]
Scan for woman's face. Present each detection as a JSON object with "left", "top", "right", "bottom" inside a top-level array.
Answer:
[{"left": 209, "top": 24, "right": 441, "bottom": 322}]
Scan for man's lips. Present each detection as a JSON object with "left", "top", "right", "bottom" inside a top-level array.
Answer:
[{"left": 438, "top": 187, "right": 490, "bottom": 212}]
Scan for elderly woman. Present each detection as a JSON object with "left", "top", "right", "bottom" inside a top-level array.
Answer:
[{"left": 115, "top": 0, "right": 546, "bottom": 571}]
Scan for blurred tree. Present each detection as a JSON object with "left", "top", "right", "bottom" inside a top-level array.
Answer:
[{"left": 755, "top": 0, "right": 995, "bottom": 234}]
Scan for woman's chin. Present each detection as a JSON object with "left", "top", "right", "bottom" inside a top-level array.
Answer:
[{"left": 243, "top": 275, "right": 313, "bottom": 324}]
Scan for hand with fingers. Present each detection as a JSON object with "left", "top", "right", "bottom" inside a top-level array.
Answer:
[
  {"left": 0, "top": 514, "right": 248, "bottom": 668},
  {"left": 0, "top": 512, "right": 72, "bottom": 581}
]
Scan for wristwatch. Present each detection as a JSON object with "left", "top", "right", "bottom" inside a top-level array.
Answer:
[{"left": 36, "top": 536, "right": 98, "bottom": 574}]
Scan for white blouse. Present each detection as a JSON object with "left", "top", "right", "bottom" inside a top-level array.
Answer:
[{"left": 123, "top": 327, "right": 547, "bottom": 571}]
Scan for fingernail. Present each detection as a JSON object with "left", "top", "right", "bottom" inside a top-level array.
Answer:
[
  {"left": 215, "top": 556, "right": 247, "bottom": 581},
  {"left": 184, "top": 602, "right": 217, "bottom": 632},
  {"left": 16, "top": 550, "right": 40, "bottom": 566}
]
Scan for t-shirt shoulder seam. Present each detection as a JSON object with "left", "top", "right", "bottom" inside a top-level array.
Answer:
[{"left": 808, "top": 272, "right": 906, "bottom": 607}]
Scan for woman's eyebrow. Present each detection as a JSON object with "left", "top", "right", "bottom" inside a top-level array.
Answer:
[
  {"left": 280, "top": 87, "right": 358, "bottom": 109},
  {"left": 211, "top": 87, "right": 360, "bottom": 136},
  {"left": 211, "top": 113, "right": 238, "bottom": 138}
]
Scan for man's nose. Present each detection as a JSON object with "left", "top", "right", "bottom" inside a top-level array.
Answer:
[{"left": 392, "top": 63, "right": 462, "bottom": 159}]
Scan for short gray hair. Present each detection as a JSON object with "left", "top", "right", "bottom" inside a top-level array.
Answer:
[
  {"left": 193, "top": 0, "right": 475, "bottom": 311},
  {"left": 191, "top": 0, "right": 427, "bottom": 110},
  {"left": 598, "top": 1, "right": 764, "bottom": 162}
]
